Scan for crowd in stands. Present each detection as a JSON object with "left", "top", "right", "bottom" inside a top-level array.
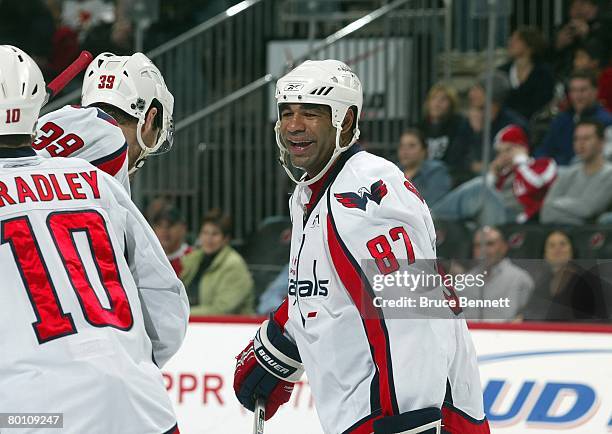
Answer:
[
  {"left": 0, "top": 0, "right": 135, "bottom": 82},
  {"left": 144, "top": 0, "right": 612, "bottom": 322},
  {"left": 146, "top": 200, "right": 256, "bottom": 316},
  {"left": 4, "top": 0, "right": 610, "bottom": 322},
  {"left": 0, "top": 0, "right": 240, "bottom": 84}
]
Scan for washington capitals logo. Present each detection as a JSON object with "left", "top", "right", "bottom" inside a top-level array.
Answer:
[{"left": 334, "top": 180, "right": 388, "bottom": 211}]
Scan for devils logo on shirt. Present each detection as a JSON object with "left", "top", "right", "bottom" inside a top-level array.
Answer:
[{"left": 334, "top": 179, "right": 388, "bottom": 211}]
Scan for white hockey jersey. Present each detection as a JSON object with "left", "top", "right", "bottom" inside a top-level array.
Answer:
[
  {"left": 0, "top": 148, "right": 188, "bottom": 434},
  {"left": 273, "top": 146, "right": 489, "bottom": 434},
  {"left": 35, "top": 105, "right": 130, "bottom": 194}
]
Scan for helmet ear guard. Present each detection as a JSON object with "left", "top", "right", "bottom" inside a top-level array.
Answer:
[{"left": 274, "top": 59, "right": 363, "bottom": 186}]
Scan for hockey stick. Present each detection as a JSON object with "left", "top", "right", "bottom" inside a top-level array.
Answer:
[
  {"left": 252, "top": 398, "right": 265, "bottom": 434},
  {"left": 43, "top": 50, "right": 94, "bottom": 107}
]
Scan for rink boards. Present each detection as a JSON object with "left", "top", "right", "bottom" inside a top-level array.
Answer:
[{"left": 163, "top": 319, "right": 612, "bottom": 434}]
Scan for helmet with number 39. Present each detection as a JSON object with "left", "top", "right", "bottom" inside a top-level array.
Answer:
[
  {"left": 82, "top": 52, "right": 175, "bottom": 172},
  {"left": 0, "top": 45, "right": 46, "bottom": 136}
]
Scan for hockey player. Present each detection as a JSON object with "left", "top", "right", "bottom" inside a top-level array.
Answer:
[
  {"left": 233, "top": 60, "right": 491, "bottom": 433},
  {"left": 0, "top": 45, "right": 188, "bottom": 433},
  {"left": 34, "top": 52, "right": 175, "bottom": 194}
]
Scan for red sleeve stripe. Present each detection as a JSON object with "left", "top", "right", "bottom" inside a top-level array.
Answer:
[
  {"left": 272, "top": 297, "right": 289, "bottom": 331},
  {"left": 90, "top": 142, "right": 128, "bottom": 177},
  {"left": 162, "top": 423, "right": 180, "bottom": 434},
  {"left": 326, "top": 192, "right": 399, "bottom": 418},
  {"left": 442, "top": 403, "right": 490, "bottom": 433}
]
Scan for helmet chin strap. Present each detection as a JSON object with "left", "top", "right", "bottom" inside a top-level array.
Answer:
[
  {"left": 128, "top": 118, "right": 150, "bottom": 175},
  {"left": 275, "top": 123, "right": 359, "bottom": 187}
]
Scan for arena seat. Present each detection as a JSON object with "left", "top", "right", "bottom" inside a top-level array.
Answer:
[
  {"left": 499, "top": 224, "right": 550, "bottom": 259},
  {"left": 434, "top": 220, "right": 473, "bottom": 259},
  {"left": 571, "top": 226, "right": 612, "bottom": 260},
  {"left": 241, "top": 216, "right": 292, "bottom": 297}
]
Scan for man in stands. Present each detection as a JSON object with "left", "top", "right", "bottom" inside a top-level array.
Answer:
[
  {"left": 432, "top": 124, "right": 557, "bottom": 225},
  {"left": 34, "top": 51, "right": 174, "bottom": 194},
  {"left": 151, "top": 206, "right": 192, "bottom": 276},
  {"left": 0, "top": 45, "right": 188, "bottom": 433},
  {"left": 541, "top": 119, "right": 612, "bottom": 225},
  {"left": 462, "top": 227, "right": 534, "bottom": 321},
  {"left": 459, "top": 71, "right": 529, "bottom": 176},
  {"left": 535, "top": 69, "right": 612, "bottom": 165}
]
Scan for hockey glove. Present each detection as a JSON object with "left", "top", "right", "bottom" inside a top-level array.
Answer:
[{"left": 234, "top": 318, "right": 304, "bottom": 420}]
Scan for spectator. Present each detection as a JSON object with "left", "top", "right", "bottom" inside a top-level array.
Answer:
[
  {"left": 432, "top": 125, "right": 556, "bottom": 225},
  {"left": 535, "top": 69, "right": 612, "bottom": 165},
  {"left": 520, "top": 230, "right": 608, "bottom": 321},
  {"left": 462, "top": 226, "right": 534, "bottom": 320},
  {"left": 256, "top": 264, "right": 289, "bottom": 315},
  {"left": 498, "top": 26, "right": 555, "bottom": 120},
  {"left": 0, "top": 0, "right": 55, "bottom": 79},
  {"left": 181, "top": 209, "right": 254, "bottom": 315},
  {"left": 151, "top": 207, "right": 193, "bottom": 276},
  {"left": 397, "top": 128, "right": 451, "bottom": 205},
  {"left": 458, "top": 71, "right": 529, "bottom": 176},
  {"left": 61, "top": 0, "right": 115, "bottom": 42},
  {"left": 553, "top": 0, "right": 607, "bottom": 78},
  {"left": 572, "top": 40, "right": 612, "bottom": 111},
  {"left": 145, "top": 196, "right": 172, "bottom": 222},
  {"left": 540, "top": 119, "right": 612, "bottom": 225},
  {"left": 417, "top": 82, "right": 471, "bottom": 183},
  {"left": 46, "top": 0, "right": 80, "bottom": 77}
]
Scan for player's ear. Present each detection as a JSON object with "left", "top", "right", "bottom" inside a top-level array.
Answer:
[
  {"left": 143, "top": 107, "right": 158, "bottom": 133},
  {"left": 341, "top": 108, "right": 355, "bottom": 135}
]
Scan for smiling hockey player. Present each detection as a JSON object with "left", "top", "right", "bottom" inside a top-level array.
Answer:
[{"left": 233, "top": 59, "right": 491, "bottom": 434}]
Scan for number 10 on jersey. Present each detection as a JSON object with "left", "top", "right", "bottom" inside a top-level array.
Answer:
[{"left": 2, "top": 210, "right": 133, "bottom": 344}]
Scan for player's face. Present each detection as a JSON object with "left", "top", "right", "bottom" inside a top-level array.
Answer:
[
  {"left": 199, "top": 222, "right": 229, "bottom": 255},
  {"left": 279, "top": 103, "right": 336, "bottom": 177}
]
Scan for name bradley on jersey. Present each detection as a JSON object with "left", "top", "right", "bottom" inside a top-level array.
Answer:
[{"left": 0, "top": 171, "right": 100, "bottom": 207}]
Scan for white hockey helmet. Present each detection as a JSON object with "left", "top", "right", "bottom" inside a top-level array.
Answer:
[
  {"left": 274, "top": 59, "right": 362, "bottom": 185},
  {"left": 0, "top": 45, "right": 46, "bottom": 136},
  {"left": 82, "top": 52, "right": 175, "bottom": 173}
]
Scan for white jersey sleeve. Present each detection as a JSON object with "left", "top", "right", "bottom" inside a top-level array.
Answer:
[
  {"left": 106, "top": 174, "right": 190, "bottom": 367},
  {"left": 0, "top": 150, "right": 186, "bottom": 433},
  {"left": 35, "top": 105, "right": 130, "bottom": 194}
]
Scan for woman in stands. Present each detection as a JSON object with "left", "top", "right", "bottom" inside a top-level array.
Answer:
[
  {"left": 181, "top": 209, "right": 254, "bottom": 315},
  {"left": 519, "top": 230, "right": 608, "bottom": 321},
  {"left": 498, "top": 26, "right": 555, "bottom": 120},
  {"left": 417, "top": 82, "right": 471, "bottom": 185}
]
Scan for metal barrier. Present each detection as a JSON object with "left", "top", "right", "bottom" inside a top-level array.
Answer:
[
  {"left": 39, "top": 0, "right": 568, "bottom": 240},
  {"left": 41, "top": 0, "right": 270, "bottom": 116},
  {"left": 136, "top": 0, "right": 447, "bottom": 240},
  {"left": 450, "top": 0, "right": 564, "bottom": 52}
]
